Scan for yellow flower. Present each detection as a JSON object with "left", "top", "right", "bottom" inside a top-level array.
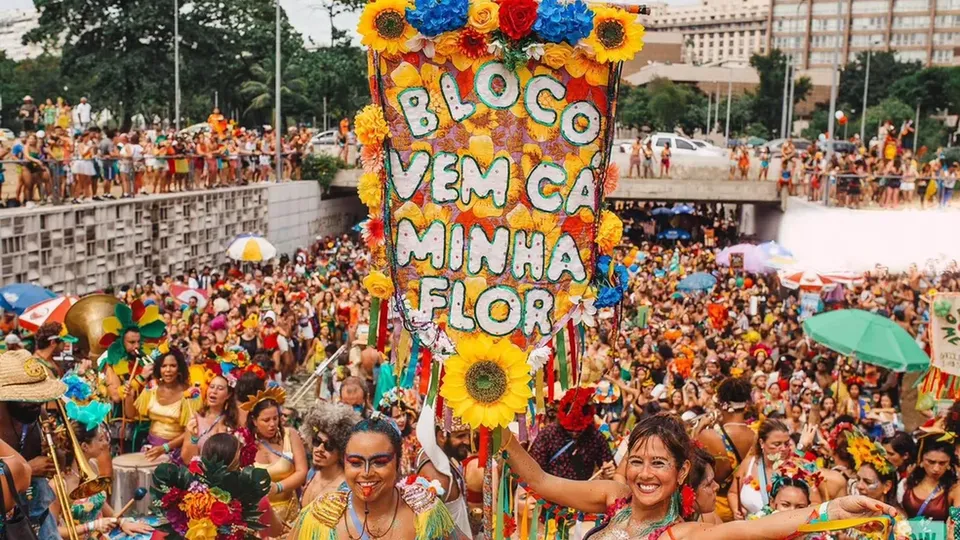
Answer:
[
  {"left": 542, "top": 43, "right": 573, "bottom": 70},
  {"left": 461, "top": 106, "right": 500, "bottom": 137},
  {"left": 355, "top": 105, "right": 390, "bottom": 146},
  {"left": 184, "top": 518, "right": 218, "bottom": 540},
  {"left": 434, "top": 32, "right": 461, "bottom": 61},
  {"left": 358, "top": 0, "right": 416, "bottom": 55},
  {"left": 596, "top": 210, "right": 623, "bottom": 254},
  {"left": 440, "top": 335, "right": 532, "bottom": 429},
  {"left": 358, "top": 172, "right": 383, "bottom": 211},
  {"left": 363, "top": 271, "right": 395, "bottom": 299},
  {"left": 468, "top": 0, "right": 499, "bottom": 33},
  {"left": 586, "top": 7, "right": 645, "bottom": 64}
]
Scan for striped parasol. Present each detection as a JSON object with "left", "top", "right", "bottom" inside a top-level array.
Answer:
[
  {"left": 778, "top": 269, "right": 864, "bottom": 292},
  {"left": 226, "top": 234, "right": 277, "bottom": 262},
  {"left": 18, "top": 296, "right": 78, "bottom": 333}
]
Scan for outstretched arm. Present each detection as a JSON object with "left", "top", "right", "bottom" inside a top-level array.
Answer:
[
  {"left": 501, "top": 431, "right": 627, "bottom": 515},
  {"left": 671, "top": 496, "right": 899, "bottom": 540}
]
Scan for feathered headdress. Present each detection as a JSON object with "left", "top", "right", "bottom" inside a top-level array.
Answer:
[
  {"left": 771, "top": 458, "right": 824, "bottom": 493},
  {"left": 99, "top": 300, "right": 166, "bottom": 367},
  {"left": 239, "top": 386, "right": 286, "bottom": 412}
]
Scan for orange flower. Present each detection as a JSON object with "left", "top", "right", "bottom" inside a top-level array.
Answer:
[{"left": 181, "top": 492, "right": 217, "bottom": 521}]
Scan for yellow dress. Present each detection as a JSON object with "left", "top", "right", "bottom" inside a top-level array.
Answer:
[
  {"left": 254, "top": 428, "right": 300, "bottom": 522},
  {"left": 133, "top": 387, "right": 200, "bottom": 442}
]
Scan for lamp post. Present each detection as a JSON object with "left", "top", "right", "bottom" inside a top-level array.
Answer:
[
  {"left": 174, "top": 0, "right": 180, "bottom": 131},
  {"left": 782, "top": 1, "right": 807, "bottom": 139},
  {"left": 823, "top": 0, "right": 843, "bottom": 207},
  {"left": 275, "top": 0, "right": 282, "bottom": 181},
  {"left": 860, "top": 42, "right": 879, "bottom": 142}
]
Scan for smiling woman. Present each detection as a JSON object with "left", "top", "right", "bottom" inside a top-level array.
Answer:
[
  {"left": 289, "top": 417, "right": 471, "bottom": 539},
  {"left": 501, "top": 413, "right": 902, "bottom": 540}
]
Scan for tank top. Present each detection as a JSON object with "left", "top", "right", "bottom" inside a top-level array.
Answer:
[
  {"left": 902, "top": 485, "right": 949, "bottom": 522},
  {"left": 416, "top": 452, "right": 473, "bottom": 538}
]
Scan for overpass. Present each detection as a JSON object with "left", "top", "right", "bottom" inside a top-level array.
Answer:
[{"left": 330, "top": 169, "right": 781, "bottom": 205}]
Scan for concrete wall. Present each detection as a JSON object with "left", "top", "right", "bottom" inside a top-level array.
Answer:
[{"left": 0, "top": 182, "right": 363, "bottom": 295}]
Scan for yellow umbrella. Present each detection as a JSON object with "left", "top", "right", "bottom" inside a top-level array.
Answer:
[{"left": 226, "top": 235, "right": 277, "bottom": 262}]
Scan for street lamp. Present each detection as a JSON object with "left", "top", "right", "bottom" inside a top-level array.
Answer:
[
  {"left": 781, "top": 0, "right": 807, "bottom": 138},
  {"left": 823, "top": 0, "right": 844, "bottom": 207},
  {"left": 859, "top": 40, "right": 882, "bottom": 142},
  {"left": 275, "top": 0, "right": 283, "bottom": 181},
  {"left": 174, "top": 0, "right": 180, "bottom": 131}
]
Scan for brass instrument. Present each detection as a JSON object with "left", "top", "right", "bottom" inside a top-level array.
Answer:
[
  {"left": 40, "top": 400, "right": 112, "bottom": 540},
  {"left": 64, "top": 294, "right": 120, "bottom": 360}
]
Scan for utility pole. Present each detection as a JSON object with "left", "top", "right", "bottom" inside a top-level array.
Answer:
[
  {"left": 823, "top": 0, "right": 842, "bottom": 207},
  {"left": 781, "top": 52, "right": 790, "bottom": 139},
  {"left": 174, "top": 0, "right": 180, "bottom": 131},
  {"left": 860, "top": 47, "right": 872, "bottom": 141},
  {"left": 706, "top": 92, "right": 712, "bottom": 135},
  {"left": 787, "top": 60, "right": 796, "bottom": 137},
  {"left": 275, "top": 0, "right": 283, "bottom": 181},
  {"left": 214, "top": 91, "right": 218, "bottom": 110},
  {"left": 725, "top": 70, "right": 732, "bottom": 145}
]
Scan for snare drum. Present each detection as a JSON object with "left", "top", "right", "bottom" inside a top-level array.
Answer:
[{"left": 111, "top": 452, "right": 168, "bottom": 516}]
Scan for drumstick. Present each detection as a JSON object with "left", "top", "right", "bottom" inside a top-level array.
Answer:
[
  {"left": 113, "top": 487, "right": 148, "bottom": 520},
  {"left": 119, "top": 355, "right": 143, "bottom": 452}
]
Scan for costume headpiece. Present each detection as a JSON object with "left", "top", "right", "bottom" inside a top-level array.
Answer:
[
  {"left": 750, "top": 343, "right": 771, "bottom": 359},
  {"left": 844, "top": 429, "right": 895, "bottom": 475},
  {"left": 828, "top": 422, "right": 855, "bottom": 451},
  {"left": 99, "top": 300, "right": 166, "bottom": 367},
  {"left": 557, "top": 386, "right": 595, "bottom": 432},
  {"left": 771, "top": 458, "right": 824, "bottom": 493},
  {"left": 239, "top": 386, "right": 286, "bottom": 412}
]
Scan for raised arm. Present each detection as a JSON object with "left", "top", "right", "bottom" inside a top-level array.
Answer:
[{"left": 501, "top": 431, "right": 627, "bottom": 514}]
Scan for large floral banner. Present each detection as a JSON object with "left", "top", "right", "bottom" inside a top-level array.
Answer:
[{"left": 355, "top": 0, "right": 641, "bottom": 432}]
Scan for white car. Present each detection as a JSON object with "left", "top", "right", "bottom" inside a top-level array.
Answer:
[
  {"left": 691, "top": 139, "right": 726, "bottom": 156},
  {"left": 644, "top": 133, "right": 703, "bottom": 156},
  {"left": 177, "top": 123, "right": 211, "bottom": 137}
]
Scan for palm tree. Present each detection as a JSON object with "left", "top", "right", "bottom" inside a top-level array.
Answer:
[{"left": 240, "top": 59, "right": 309, "bottom": 123}]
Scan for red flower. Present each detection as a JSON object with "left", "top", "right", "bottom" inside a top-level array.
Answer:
[
  {"left": 458, "top": 28, "right": 488, "bottom": 59},
  {"left": 498, "top": 0, "right": 538, "bottom": 41},
  {"left": 228, "top": 500, "right": 244, "bottom": 522},
  {"left": 160, "top": 488, "right": 184, "bottom": 509},
  {"left": 209, "top": 501, "right": 233, "bottom": 527},
  {"left": 188, "top": 459, "right": 204, "bottom": 475},
  {"left": 503, "top": 515, "right": 517, "bottom": 537},
  {"left": 680, "top": 484, "right": 696, "bottom": 518}
]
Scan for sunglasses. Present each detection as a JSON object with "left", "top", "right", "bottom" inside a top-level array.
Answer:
[{"left": 313, "top": 437, "right": 331, "bottom": 451}]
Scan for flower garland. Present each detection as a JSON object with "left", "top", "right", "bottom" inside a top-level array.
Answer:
[
  {"left": 357, "top": 0, "right": 645, "bottom": 68},
  {"left": 152, "top": 458, "right": 270, "bottom": 540}
]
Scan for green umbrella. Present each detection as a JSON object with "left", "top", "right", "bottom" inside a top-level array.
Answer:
[
  {"left": 802, "top": 309, "right": 929, "bottom": 372},
  {"left": 747, "top": 136, "right": 767, "bottom": 146}
]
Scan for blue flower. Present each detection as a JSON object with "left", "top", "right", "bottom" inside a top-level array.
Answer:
[
  {"left": 63, "top": 373, "right": 92, "bottom": 401},
  {"left": 66, "top": 400, "right": 111, "bottom": 431},
  {"left": 406, "top": 0, "right": 469, "bottom": 37},
  {"left": 595, "top": 286, "right": 623, "bottom": 308},
  {"left": 533, "top": 0, "right": 594, "bottom": 44}
]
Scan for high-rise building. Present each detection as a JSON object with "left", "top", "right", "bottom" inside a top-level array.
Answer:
[
  {"left": 641, "top": 0, "right": 771, "bottom": 65},
  {"left": 0, "top": 9, "right": 45, "bottom": 62},
  {"left": 768, "top": 0, "right": 959, "bottom": 68}
]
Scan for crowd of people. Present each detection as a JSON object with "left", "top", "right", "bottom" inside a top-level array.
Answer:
[
  {"left": 0, "top": 210, "right": 959, "bottom": 540},
  {"left": 2, "top": 96, "right": 356, "bottom": 208}
]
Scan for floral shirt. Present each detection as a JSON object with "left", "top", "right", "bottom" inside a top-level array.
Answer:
[{"left": 529, "top": 424, "right": 612, "bottom": 481}]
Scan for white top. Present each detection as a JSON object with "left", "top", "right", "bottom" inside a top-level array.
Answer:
[{"left": 739, "top": 457, "right": 767, "bottom": 516}]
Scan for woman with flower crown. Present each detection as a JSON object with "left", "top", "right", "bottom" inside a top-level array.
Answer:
[
  {"left": 242, "top": 386, "right": 308, "bottom": 524},
  {"left": 289, "top": 417, "right": 471, "bottom": 540},
  {"left": 502, "top": 413, "right": 900, "bottom": 540},
  {"left": 181, "top": 373, "right": 239, "bottom": 463}
]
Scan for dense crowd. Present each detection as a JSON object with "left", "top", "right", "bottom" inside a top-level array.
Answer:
[
  {"left": 2, "top": 97, "right": 355, "bottom": 208},
  {"left": 0, "top": 210, "right": 958, "bottom": 540}
]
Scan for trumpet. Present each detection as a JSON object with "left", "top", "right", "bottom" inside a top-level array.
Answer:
[{"left": 40, "top": 400, "right": 112, "bottom": 540}]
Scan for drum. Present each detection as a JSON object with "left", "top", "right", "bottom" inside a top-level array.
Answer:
[{"left": 111, "top": 453, "right": 168, "bottom": 516}]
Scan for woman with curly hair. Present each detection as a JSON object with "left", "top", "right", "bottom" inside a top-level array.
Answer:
[{"left": 300, "top": 401, "right": 362, "bottom": 506}]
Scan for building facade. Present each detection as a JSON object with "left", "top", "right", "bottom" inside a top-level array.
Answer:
[
  {"left": 0, "top": 9, "right": 44, "bottom": 62},
  {"left": 642, "top": 0, "right": 770, "bottom": 65},
  {"left": 768, "top": 0, "right": 960, "bottom": 68}
]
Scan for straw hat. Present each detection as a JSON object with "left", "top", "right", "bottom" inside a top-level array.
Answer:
[{"left": 0, "top": 350, "right": 67, "bottom": 403}]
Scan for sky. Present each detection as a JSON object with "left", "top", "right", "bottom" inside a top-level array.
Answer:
[{"left": 4, "top": 0, "right": 698, "bottom": 49}]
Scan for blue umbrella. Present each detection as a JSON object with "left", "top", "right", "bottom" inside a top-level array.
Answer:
[
  {"left": 672, "top": 204, "right": 695, "bottom": 215},
  {"left": 0, "top": 284, "right": 57, "bottom": 315},
  {"left": 651, "top": 207, "right": 674, "bottom": 216},
  {"left": 656, "top": 228, "right": 691, "bottom": 241},
  {"left": 677, "top": 272, "right": 717, "bottom": 292}
]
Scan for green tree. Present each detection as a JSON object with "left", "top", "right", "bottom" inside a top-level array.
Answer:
[
  {"left": 837, "top": 51, "right": 920, "bottom": 112},
  {"left": 646, "top": 78, "right": 699, "bottom": 131},
  {"left": 617, "top": 84, "right": 651, "bottom": 131},
  {"left": 749, "top": 49, "right": 811, "bottom": 137},
  {"left": 300, "top": 45, "right": 369, "bottom": 128},
  {"left": 240, "top": 60, "right": 309, "bottom": 127},
  {"left": 889, "top": 67, "right": 960, "bottom": 116}
]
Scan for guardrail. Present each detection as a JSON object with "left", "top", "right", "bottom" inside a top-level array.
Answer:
[
  {"left": 288, "top": 343, "right": 349, "bottom": 407},
  {"left": 1, "top": 153, "right": 308, "bottom": 206}
]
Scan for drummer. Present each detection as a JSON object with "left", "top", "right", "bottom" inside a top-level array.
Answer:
[
  {"left": 181, "top": 373, "right": 238, "bottom": 462},
  {"left": 123, "top": 346, "right": 200, "bottom": 462}
]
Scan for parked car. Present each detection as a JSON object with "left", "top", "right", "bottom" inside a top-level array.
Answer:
[
  {"left": 692, "top": 139, "right": 726, "bottom": 156},
  {"left": 757, "top": 138, "right": 811, "bottom": 158},
  {"left": 0, "top": 128, "right": 14, "bottom": 141},
  {"left": 643, "top": 133, "right": 704, "bottom": 157},
  {"left": 177, "top": 122, "right": 211, "bottom": 137}
]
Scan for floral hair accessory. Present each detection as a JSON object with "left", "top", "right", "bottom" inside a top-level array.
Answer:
[
  {"left": 828, "top": 422, "right": 855, "bottom": 451},
  {"left": 99, "top": 300, "right": 166, "bottom": 367},
  {"left": 63, "top": 373, "right": 93, "bottom": 401},
  {"left": 557, "top": 386, "right": 595, "bottom": 432},
  {"left": 239, "top": 386, "right": 287, "bottom": 412},
  {"left": 845, "top": 429, "right": 895, "bottom": 476}
]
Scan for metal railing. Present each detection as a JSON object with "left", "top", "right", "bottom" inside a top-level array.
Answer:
[
  {"left": 0, "top": 152, "right": 308, "bottom": 206},
  {"left": 288, "top": 343, "right": 349, "bottom": 407}
]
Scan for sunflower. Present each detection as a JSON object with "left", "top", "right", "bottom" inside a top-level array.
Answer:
[
  {"left": 358, "top": 0, "right": 417, "bottom": 56},
  {"left": 440, "top": 335, "right": 532, "bottom": 429},
  {"left": 585, "top": 7, "right": 644, "bottom": 64}
]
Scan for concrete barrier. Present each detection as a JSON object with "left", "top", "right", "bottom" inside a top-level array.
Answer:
[{"left": 0, "top": 181, "right": 364, "bottom": 295}]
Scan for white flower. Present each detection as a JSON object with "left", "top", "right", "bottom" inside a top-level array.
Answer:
[
  {"left": 571, "top": 296, "right": 597, "bottom": 327},
  {"left": 895, "top": 519, "right": 912, "bottom": 539},
  {"left": 407, "top": 33, "right": 436, "bottom": 58},
  {"left": 523, "top": 43, "right": 544, "bottom": 60},
  {"left": 487, "top": 40, "right": 504, "bottom": 56},
  {"left": 527, "top": 346, "right": 552, "bottom": 374}
]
